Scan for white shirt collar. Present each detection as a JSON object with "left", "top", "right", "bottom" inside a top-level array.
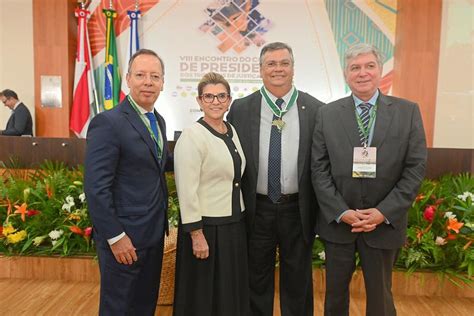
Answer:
[
  {"left": 13, "top": 101, "right": 21, "bottom": 110},
  {"left": 352, "top": 89, "right": 379, "bottom": 108},
  {"left": 265, "top": 86, "right": 296, "bottom": 110}
]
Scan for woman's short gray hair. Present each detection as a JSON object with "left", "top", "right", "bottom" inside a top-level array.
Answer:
[{"left": 344, "top": 43, "right": 385, "bottom": 70}]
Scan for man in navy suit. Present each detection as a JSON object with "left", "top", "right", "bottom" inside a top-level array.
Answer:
[
  {"left": 85, "top": 49, "right": 172, "bottom": 315},
  {"left": 0, "top": 89, "right": 33, "bottom": 136}
]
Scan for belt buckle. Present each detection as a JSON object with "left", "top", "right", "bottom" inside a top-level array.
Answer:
[
  {"left": 277, "top": 194, "right": 289, "bottom": 203},
  {"left": 276, "top": 193, "right": 297, "bottom": 204}
]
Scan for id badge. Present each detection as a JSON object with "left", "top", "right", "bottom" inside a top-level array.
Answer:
[{"left": 352, "top": 147, "right": 376, "bottom": 178}]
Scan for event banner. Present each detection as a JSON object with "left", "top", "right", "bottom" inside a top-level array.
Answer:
[{"left": 88, "top": 0, "right": 397, "bottom": 139}]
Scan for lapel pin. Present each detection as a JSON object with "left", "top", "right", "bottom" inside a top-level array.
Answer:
[{"left": 302, "top": 106, "right": 306, "bottom": 110}]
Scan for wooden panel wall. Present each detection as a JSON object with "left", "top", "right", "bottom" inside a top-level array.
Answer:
[
  {"left": 0, "top": 136, "right": 86, "bottom": 168},
  {"left": 392, "top": 0, "right": 443, "bottom": 147},
  {"left": 33, "top": 0, "right": 76, "bottom": 137},
  {"left": 1, "top": 136, "right": 472, "bottom": 179}
]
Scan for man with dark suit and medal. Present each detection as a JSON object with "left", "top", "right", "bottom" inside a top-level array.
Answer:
[
  {"left": 84, "top": 49, "right": 172, "bottom": 315},
  {"left": 228, "top": 42, "right": 325, "bottom": 316},
  {"left": 311, "top": 43, "right": 427, "bottom": 316}
]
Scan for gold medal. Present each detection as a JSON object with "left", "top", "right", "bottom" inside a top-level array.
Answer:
[{"left": 272, "top": 119, "right": 285, "bottom": 131}]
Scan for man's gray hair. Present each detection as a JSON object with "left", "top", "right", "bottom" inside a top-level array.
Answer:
[
  {"left": 344, "top": 43, "right": 385, "bottom": 70},
  {"left": 259, "top": 42, "right": 294, "bottom": 65}
]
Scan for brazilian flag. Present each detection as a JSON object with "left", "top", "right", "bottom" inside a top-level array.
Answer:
[{"left": 103, "top": 9, "right": 121, "bottom": 110}]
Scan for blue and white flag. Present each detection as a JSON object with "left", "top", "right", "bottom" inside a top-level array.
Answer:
[{"left": 120, "top": 9, "right": 141, "bottom": 100}]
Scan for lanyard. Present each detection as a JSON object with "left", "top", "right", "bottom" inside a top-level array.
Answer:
[
  {"left": 127, "top": 95, "right": 163, "bottom": 158},
  {"left": 260, "top": 86, "right": 298, "bottom": 118},
  {"left": 355, "top": 103, "right": 377, "bottom": 147}
]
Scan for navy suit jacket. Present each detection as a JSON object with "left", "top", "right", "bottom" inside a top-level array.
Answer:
[
  {"left": 84, "top": 97, "right": 171, "bottom": 250},
  {"left": 1, "top": 103, "right": 33, "bottom": 136}
]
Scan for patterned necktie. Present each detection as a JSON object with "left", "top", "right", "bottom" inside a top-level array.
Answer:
[
  {"left": 144, "top": 112, "right": 162, "bottom": 158},
  {"left": 358, "top": 103, "right": 372, "bottom": 146},
  {"left": 267, "top": 98, "right": 284, "bottom": 202}
]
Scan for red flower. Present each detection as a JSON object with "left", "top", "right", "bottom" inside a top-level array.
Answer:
[
  {"left": 446, "top": 233, "right": 457, "bottom": 240},
  {"left": 423, "top": 205, "right": 436, "bottom": 222},
  {"left": 69, "top": 225, "right": 84, "bottom": 236},
  {"left": 27, "top": 210, "right": 41, "bottom": 217},
  {"left": 84, "top": 227, "right": 92, "bottom": 237},
  {"left": 0, "top": 226, "right": 3, "bottom": 237}
]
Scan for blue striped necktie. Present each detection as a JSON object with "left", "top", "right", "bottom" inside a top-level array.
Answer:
[
  {"left": 358, "top": 103, "right": 372, "bottom": 146},
  {"left": 267, "top": 98, "right": 284, "bottom": 202}
]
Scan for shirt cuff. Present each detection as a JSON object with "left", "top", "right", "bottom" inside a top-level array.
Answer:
[
  {"left": 107, "top": 232, "right": 125, "bottom": 245},
  {"left": 336, "top": 210, "right": 351, "bottom": 223}
]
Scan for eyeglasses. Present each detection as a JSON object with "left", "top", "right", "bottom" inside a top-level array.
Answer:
[
  {"left": 263, "top": 60, "right": 292, "bottom": 69},
  {"left": 131, "top": 72, "right": 162, "bottom": 82},
  {"left": 200, "top": 93, "right": 230, "bottom": 104}
]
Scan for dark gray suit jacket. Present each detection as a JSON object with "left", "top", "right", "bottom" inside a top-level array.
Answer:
[
  {"left": 311, "top": 93, "right": 427, "bottom": 249},
  {"left": 1, "top": 103, "right": 33, "bottom": 136},
  {"left": 228, "top": 90, "right": 325, "bottom": 243}
]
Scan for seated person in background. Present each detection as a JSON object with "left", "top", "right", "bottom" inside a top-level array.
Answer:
[{"left": 0, "top": 89, "right": 33, "bottom": 136}]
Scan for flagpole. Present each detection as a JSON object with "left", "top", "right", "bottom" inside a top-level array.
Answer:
[
  {"left": 119, "top": 0, "right": 141, "bottom": 100},
  {"left": 77, "top": 0, "right": 100, "bottom": 115},
  {"left": 85, "top": 0, "right": 100, "bottom": 115},
  {"left": 103, "top": 0, "right": 120, "bottom": 110},
  {"left": 71, "top": 0, "right": 99, "bottom": 137}
]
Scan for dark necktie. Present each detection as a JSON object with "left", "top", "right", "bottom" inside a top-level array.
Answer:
[
  {"left": 267, "top": 98, "right": 284, "bottom": 202},
  {"left": 145, "top": 112, "right": 161, "bottom": 157},
  {"left": 358, "top": 103, "right": 372, "bottom": 146}
]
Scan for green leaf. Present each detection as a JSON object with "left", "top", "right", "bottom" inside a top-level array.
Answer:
[
  {"left": 20, "top": 237, "right": 34, "bottom": 254},
  {"left": 51, "top": 236, "right": 65, "bottom": 251}
]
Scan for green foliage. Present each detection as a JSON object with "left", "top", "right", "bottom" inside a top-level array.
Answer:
[
  {"left": 396, "top": 173, "right": 474, "bottom": 283},
  {"left": 312, "top": 173, "right": 474, "bottom": 286},
  {"left": 0, "top": 164, "right": 180, "bottom": 257},
  {"left": 311, "top": 237, "right": 325, "bottom": 267},
  {"left": 166, "top": 172, "right": 180, "bottom": 228},
  {"left": 2, "top": 164, "right": 472, "bottom": 286},
  {"left": 0, "top": 163, "right": 92, "bottom": 256}
]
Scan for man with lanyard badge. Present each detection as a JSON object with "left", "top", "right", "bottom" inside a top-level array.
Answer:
[{"left": 311, "top": 43, "right": 427, "bottom": 316}]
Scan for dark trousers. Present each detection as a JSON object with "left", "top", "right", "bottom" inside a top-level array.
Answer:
[
  {"left": 324, "top": 236, "right": 399, "bottom": 316},
  {"left": 97, "top": 236, "right": 164, "bottom": 316},
  {"left": 248, "top": 197, "right": 314, "bottom": 316}
]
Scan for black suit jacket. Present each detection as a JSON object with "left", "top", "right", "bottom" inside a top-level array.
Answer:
[
  {"left": 1, "top": 103, "right": 33, "bottom": 136},
  {"left": 311, "top": 93, "right": 427, "bottom": 249},
  {"left": 227, "top": 90, "right": 324, "bottom": 243},
  {"left": 84, "top": 97, "right": 171, "bottom": 250}
]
